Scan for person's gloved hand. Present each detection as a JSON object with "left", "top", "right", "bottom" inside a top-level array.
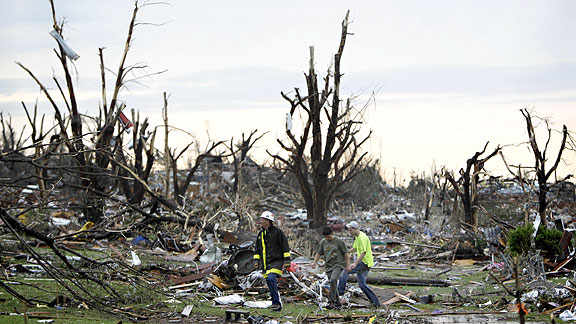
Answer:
[{"left": 254, "top": 260, "right": 260, "bottom": 270}]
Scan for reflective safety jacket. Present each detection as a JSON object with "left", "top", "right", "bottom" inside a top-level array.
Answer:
[{"left": 253, "top": 225, "right": 290, "bottom": 277}]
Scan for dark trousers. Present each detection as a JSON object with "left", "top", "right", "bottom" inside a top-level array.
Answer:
[{"left": 326, "top": 267, "right": 344, "bottom": 305}]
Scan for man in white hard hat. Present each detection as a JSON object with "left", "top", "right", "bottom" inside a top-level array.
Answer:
[
  {"left": 253, "top": 211, "right": 291, "bottom": 311},
  {"left": 337, "top": 221, "right": 380, "bottom": 307}
]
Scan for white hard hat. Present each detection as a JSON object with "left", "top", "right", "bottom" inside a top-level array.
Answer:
[{"left": 260, "top": 211, "right": 275, "bottom": 222}]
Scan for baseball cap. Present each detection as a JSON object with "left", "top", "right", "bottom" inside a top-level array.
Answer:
[{"left": 346, "top": 221, "right": 359, "bottom": 229}]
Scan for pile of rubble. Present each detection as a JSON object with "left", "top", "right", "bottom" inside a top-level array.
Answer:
[{"left": 3, "top": 203, "right": 576, "bottom": 323}]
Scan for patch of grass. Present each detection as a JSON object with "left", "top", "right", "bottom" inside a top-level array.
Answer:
[
  {"left": 0, "top": 244, "right": 561, "bottom": 324},
  {"left": 0, "top": 273, "right": 173, "bottom": 323},
  {"left": 368, "top": 263, "right": 558, "bottom": 323},
  {"left": 373, "top": 263, "right": 504, "bottom": 297},
  {"left": 191, "top": 301, "right": 319, "bottom": 318},
  {"left": 0, "top": 294, "right": 119, "bottom": 324}
]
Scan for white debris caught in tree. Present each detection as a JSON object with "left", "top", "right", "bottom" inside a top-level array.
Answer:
[
  {"left": 49, "top": 30, "right": 80, "bottom": 61},
  {"left": 286, "top": 112, "right": 292, "bottom": 131}
]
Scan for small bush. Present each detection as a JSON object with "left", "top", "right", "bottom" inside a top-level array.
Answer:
[
  {"left": 507, "top": 225, "right": 535, "bottom": 256},
  {"left": 475, "top": 238, "right": 488, "bottom": 251},
  {"left": 535, "top": 226, "right": 563, "bottom": 257}
]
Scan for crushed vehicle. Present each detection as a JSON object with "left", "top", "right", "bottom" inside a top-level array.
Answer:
[
  {"left": 380, "top": 210, "right": 416, "bottom": 222},
  {"left": 327, "top": 217, "right": 345, "bottom": 231}
]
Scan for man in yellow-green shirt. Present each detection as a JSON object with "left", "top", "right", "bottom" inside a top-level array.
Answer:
[{"left": 337, "top": 221, "right": 380, "bottom": 307}]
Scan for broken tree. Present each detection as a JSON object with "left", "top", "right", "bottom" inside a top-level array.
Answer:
[
  {"left": 15, "top": 0, "right": 157, "bottom": 224},
  {"left": 270, "top": 11, "right": 371, "bottom": 228},
  {"left": 521, "top": 108, "right": 569, "bottom": 226},
  {"left": 445, "top": 142, "right": 501, "bottom": 231}
]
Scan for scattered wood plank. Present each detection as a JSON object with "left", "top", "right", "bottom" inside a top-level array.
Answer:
[
  {"left": 403, "top": 310, "right": 507, "bottom": 317},
  {"left": 372, "top": 266, "right": 409, "bottom": 271},
  {"left": 168, "top": 282, "right": 201, "bottom": 290},
  {"left": 453, "top": 259, "right": 477, "bottom": 266},
  {"left": 450, "top": 241, "right": 460, "bottom": 265},
  {"left": 386, "top": 241, "right": 442, "bottom": 249},
  {"left": 542, "top": 302, "right": 573, "bottom": 315},
  {"left": 563, "top": 285, "right": 576, "bottom": 294},
  {"left": 404, "top": 251, "right": 452, "bottom": 262},
  {"left": 359, "top": 276, "right": 449, "bottom": 287},
  {"left": 181, "top": 305, "right": 193, "bottom": 317},
  {"left": 182, "top": 242, "right": 202, "bottom": 260},
  {"left": 170, "top": 268, "right": 212, "bottom": 285},
  {"left": 394, "top": 291, "right": 417, "bottom": 304},
  {"left": 207, "top": 274, "right": 230, "bottom": 289},
  {"left": 434, "top": 268, "right": 451, "bottom": 277},
  {"left": 303, "top": 314, "right": 375, "bottom": 322},
  {"left": 383, "top": 291, "right": 414, "bottom": 305},
  {"left": 552, "top": 256, "right": 573, "bottom": 272}
]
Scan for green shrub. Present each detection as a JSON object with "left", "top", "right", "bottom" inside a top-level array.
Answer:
[
  {"left": 507, "top": 225, "right": 535, "bottom": 256},
  {"left": 475, "top": 238, "right": 488, "bottom": 251},
  {"left": 535, "top": 226, "right": 563, "bottom": 257}
]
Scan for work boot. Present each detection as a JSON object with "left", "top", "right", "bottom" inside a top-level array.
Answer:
[
  {"left": 270, "top": 303, "right": 282, "bottom": 312},
  {"left": 326, "top": 302, "right": 342, "bottom": 310}
]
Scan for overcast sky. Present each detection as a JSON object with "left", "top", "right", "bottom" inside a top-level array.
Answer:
[{"left": 1, "top": 0, "right": 575, "bottom": 184}]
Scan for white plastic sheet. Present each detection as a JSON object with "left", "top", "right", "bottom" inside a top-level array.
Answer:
[
  {"left": 51, "top": 217, "right": 71, "bottom": 226},
  {"left": 244, "top": 300, "right": 272, "bottom": 308},
  {"left": 49, "top": 30, "right": 80, "bottom": 60},
  {"left": 200, "top": 234, "right": 222, "bottom": 264},
  {"left": 213, "top": 294, "right": 244, "bottom": 305},
  {"left": 130, "top": 251, "right": 141, "bottom": 266},
  {"left": 559, "top": 310, "right": 576, "bottom": 321}
]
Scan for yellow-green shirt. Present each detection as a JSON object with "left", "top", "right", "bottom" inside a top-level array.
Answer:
[{"left": 352, "top": 231, "right": 374, "bottom": 268}]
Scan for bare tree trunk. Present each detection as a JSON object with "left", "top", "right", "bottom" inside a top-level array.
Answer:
[
  {"left": 270, "top": 11, "right": 370, "bottom": 229},
  {"left": 425, "top": 183, "right": 434, "bottom": 222},
  {"left": 521, "top": 108, "right": 568, "bottom": 226},
  {"left": 445, "top": 143, "right": 500, "bottom": 230},
  {"left": 163, "top": 92, "right": 170, "bottom": 198},
  {"left": 229, "top": 130, "right": 265, "bottom": 196},
  {"left": 515, "top": 257, "right": 526, "bottom": 324},
  {"left": 170, "top": 141, "right": 224, "bottom": 205},
  {"left": 21, "top": 102, "right": 48, "bottom": 199}
]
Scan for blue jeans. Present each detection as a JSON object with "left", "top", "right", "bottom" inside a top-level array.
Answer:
[
  {"left": 265, "top": 273, "right": 281, "bottom": 306},
  {"left": 338, "top": 262, "right": 380, "bottom": 306}
]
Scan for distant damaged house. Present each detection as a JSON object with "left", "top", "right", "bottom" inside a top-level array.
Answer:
[
  {"left": 550, "top": 180, "right": 576, "bottom": 202},
  {"left": 187, "top": 155, "right": 261, "bottom": 196},
  {"left": 478, "top": 177, "right": 529, "bottom": 199},
  {"left": 478, "top": 177, "right": 576, "bottom": 202}
]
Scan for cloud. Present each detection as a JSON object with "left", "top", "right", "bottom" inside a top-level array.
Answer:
[
  {"left": 348, "top": 62, "right": 576, "bottom": 96},
  {"left": 2, "top": 62, "right": 575, "bottom": 116}
]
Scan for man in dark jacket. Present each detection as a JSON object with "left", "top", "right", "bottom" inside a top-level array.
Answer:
[{"left": 253, "top": 211, "right": 291, "bottom": 311}]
